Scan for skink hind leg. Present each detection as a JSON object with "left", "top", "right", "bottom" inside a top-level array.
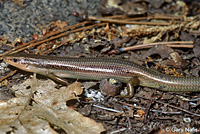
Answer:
[
  {"left": 47, "top": 73, "right": 69, "bottom": 85},
  {"left": 125, "top": 76, "right": 140, "bottom": 98},
  {"left": 116, "top": 76, "right": 140, "bottom": 98}
]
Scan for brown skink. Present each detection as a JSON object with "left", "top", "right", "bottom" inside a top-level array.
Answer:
[{"left": 3, "top": 53, "right": 200, "bottom": 97}]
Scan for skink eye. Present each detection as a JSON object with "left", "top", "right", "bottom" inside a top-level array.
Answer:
[{"left": 13, "top": 58, "right": 18, "bottom": 62}]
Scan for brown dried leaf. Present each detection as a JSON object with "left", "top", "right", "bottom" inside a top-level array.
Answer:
[
  {"left": 101, "top": 0, "right": 147, "bottom": 15},
  {"left": 33, "top": 79, "right": 83, "bottom": 110},
  {"left": 26, "top": 104, "right": 105, "bottom": 134},
  {"left": 193, "top": 38, "right": 200, "bottom": 58},
  {"left": 143, "top": 45, "right": 174, "bottom": 59},
  {"left": 19, "top": 108, "right": 58, "bottom": 134},
  {"left": 149, "top": 0, "right": 164, "bottom": 8},
  {"left": 162, "top": 51, "right": 188, "bottom": 69},
  {"left": 180, "top": 31, "right": 195, "bottom": 41},
  {"left": 168, "top": 52, "right": 184, "bottom": 68},
  {"left": 0, "top": 97, "right": 27, "bottom": 125},
  {"left": 0, "top": 120, "right": 28, "bottom": 134},
  {"left": 83, "top": 81, "right": 98, "bottom": 90},
  {"left": 120, "top": 1, "right": 147, "bottom": 15},
  {"left": 0, "top": 78, "right": 104, "bottom": 133}
]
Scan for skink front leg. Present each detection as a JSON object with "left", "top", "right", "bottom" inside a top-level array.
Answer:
[{"left": 47, "top": 73, "right": 69, "bottom": 85}]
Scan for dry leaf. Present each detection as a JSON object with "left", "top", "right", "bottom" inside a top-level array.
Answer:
[
  {"left": 0, "top": 78, "right": 105, "bottom": 134},
  {"left": 0, "top": 97, "right": 27, "bottom": 125},
  {"left": 33, "top": 79, "right": 83, "bottom": 110},
  {"left": 25, "top": 104, "right": 105, "bottom": 134}
]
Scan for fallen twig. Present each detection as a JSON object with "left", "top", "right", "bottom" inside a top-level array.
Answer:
[
  {"left": 120, "top": 41, "right": 193, "bottom": 52},
  {"left": 73, "top": 11, "right": 171, "bottom": 26},
  {"left": 0, "top": 70, "right": 17, "bottom": 82},
  {"left": 0, "top": 21, "right": 92, "bottom": 57}
]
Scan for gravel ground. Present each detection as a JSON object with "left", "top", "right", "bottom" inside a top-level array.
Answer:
[{"left": 0, "top": 0, "right": 101, "bottom": 42}]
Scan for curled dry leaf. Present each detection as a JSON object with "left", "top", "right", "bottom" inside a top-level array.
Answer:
[{"left": 0, "top": 78, "right": 105, "bottom": 134}]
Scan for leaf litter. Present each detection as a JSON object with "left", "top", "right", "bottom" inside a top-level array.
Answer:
[
  {"left": 0, "top": 75, "right": 105, "bottom": 134},
  {"left": 1, "top": 0, "right": 200, "bottom": 133}
]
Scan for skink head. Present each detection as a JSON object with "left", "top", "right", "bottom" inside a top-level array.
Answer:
[{"left": 3, "top": 54, "right": 34, "bottom": 72}]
